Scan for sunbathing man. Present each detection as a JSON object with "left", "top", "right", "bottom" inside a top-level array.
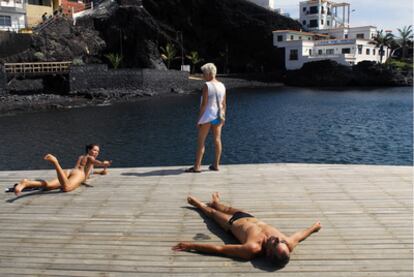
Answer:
[
  {"left": 173, "top": 192, "right": 321, "bottom": 266},
  {"left": 14, "top": 144, "right": 111, "bottom": 195}
]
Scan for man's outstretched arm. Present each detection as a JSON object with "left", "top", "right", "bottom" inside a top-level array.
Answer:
[
  {"left": 172, "top": 242, "right": 260, "bottom": 260},
  {"left": 289, "top": 221, "right": 322, "bottom": 250}
]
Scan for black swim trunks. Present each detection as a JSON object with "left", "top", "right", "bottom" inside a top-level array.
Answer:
[{"left": 228, "top": 211, "right": 254, "bottom": 225}]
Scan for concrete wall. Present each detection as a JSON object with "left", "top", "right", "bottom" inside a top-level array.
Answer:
[
  {"left": 0, "top": 31, "right": 32, "bottom": 58},
  {"left": 69, "top": 65, "right": 189, "bottom": 93}
]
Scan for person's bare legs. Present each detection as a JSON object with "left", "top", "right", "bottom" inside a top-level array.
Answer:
[
  {"left": 193, "top": 124, "right": 211, "bottom": 171},
  {"left": 208, "top": 192, "right": 242, "bottom": 215},
  {"left": 14, "top": 170, "right": 70, "bottom": 196},
  {"left": 187, "top": 195, "right": 231, "bottom": 230},
  {"left": 44, "top": 154, "right": 84, "bottom": 192},
  {"left": 211, "top": 123, "right": 223, "bottom": 170}
]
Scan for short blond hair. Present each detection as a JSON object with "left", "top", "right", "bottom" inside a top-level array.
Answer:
[{"left": 200, "top": 63, "right": 217, "bottom": 78}]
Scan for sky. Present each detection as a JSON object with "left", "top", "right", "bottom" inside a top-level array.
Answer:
[{"left": 275, "top": 0, "right": 413, "bottom": 34}]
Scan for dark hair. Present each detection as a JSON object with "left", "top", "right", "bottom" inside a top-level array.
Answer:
[
  {"left": 267, "top": 245, "right": 290, "bottom": 268},
  {"left": 85, "top": 144, "right": 99, "bottom": 153}
]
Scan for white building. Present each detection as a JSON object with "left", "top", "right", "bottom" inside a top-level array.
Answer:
[
  {"left": 0, "top": 0, "right": 26, "bottom": 32},
  {"left": 299, "top": 0, "right": 350, "bottom": 31},
  {"left": 247, "top": 0, "right": 276, "bottom": 11},
  {"left": 273, "top": 0, "right": 390, "bottom": 70}
]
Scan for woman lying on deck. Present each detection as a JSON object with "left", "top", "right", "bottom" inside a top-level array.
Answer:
[{"left": 14, "top": 144, "right": 111, "bottom": 196}]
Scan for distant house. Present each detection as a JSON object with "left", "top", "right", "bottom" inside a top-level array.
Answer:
[
  {"left": 273, "top": 0, "right": 390, "bottom": 70},
  {"left": 0, "top": 0, "right": 26, "bottom": 32}
]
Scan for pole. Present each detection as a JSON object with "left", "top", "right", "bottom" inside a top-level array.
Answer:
[{"left": 180, "top": 31, "right": 184, "bottom": 67}]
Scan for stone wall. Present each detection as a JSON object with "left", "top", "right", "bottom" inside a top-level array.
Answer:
[
  {"left": 69, "top": 65, "right": 189, "bottom": 93},
  {"left": 0, "top": 67, "right": 6, "bottom": 95},
  {"left": 142, "top": 69, "right": 189, "bottom": 93},
  {"left": 69, "top": 65, "right": 143, "bottom": 92}
]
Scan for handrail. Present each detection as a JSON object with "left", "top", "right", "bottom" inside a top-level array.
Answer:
[
  {"left": 32, "top": 16, "right": 58, "bottom": 33},
  {"left": 4, "top": 61, "right": 72, "bottom": 75}
]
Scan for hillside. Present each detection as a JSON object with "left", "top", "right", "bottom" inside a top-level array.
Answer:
[{"left": 1, "top": 0, "right": 301, "bottom": 72}]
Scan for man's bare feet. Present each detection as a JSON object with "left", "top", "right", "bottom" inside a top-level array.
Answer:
[
  {"left": 187, "top": 195, "right": 205, "bottom": 208},
  {"left": 14, "top": 179, "right": 28, "bottom": 196},
  {"left": 208, "top": 192, "right": 220, "bottom": 208},
  {"left": 43, "top": 154, "right": 58, "bottom": 164},
  {"left": 313, "top": 221, "right": 322, "bottom": 232}
]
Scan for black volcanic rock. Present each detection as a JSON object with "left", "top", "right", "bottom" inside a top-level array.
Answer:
[
  {"left": 141, "top": 0, "right": 301, "bottom": 72},
  {"left": 284, "top": 60, "right": 413, "bottom": 87},
  {"left": 1, "top": 17, "right": 105, "bottom": 64},
  {"left": 1, "top": 0, "right": 300, "bottom": 71}
]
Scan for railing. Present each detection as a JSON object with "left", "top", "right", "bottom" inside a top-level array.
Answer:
[
  {"left": 32, "top": 16, "right": 58, "bottom": 33},
  {"left": 4, "top": 61, "right": 72, "bottom": 75}
]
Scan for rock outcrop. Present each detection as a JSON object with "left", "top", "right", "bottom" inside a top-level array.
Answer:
[
  {"left": 284, "top": 60, "right": 413, "bottom": 87},
  {"left": 1, "top": 17, "right": 105, "bottom": 64}
]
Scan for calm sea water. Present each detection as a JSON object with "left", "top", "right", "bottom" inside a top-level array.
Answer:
[{"left": 0, "top": 86, "right": 412, "bottom": 170}]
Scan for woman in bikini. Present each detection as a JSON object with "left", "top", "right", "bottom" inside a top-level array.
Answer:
[{"left": 14, "top": 144, "right": 111, "bottom": 195}]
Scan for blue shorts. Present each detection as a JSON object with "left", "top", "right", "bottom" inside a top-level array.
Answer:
[{"left": 210, "top": 118, "right": 221, "bottom": 125}]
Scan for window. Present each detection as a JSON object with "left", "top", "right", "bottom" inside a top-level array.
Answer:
[
  {"left": 299, "top": 36, "right": 302, "bottom": 40},
  {"left": 277, "top": 35, "right": 283, "bottom": 42},
  {"left": 373, "top": 49, "right": 376, "bottom": 55},
  {"left": 309, "top": 19, "right": 318, "bottom": 28},
  {"left": 309, "top": 49, "right": 312, "bottom": 55},
  {"left": 357, "top": 45, "right": 363, "bottom": 54},
  {"left": 326, "top": 49, "right": 334, "bottom": 55},
  {"left": 309, "top": 6, "right": 318, "bottom": 14},
  {"left": 302, "top": 20, "right": 306, "bottom": 26},
  {"left": 28, "top": 0, "right": 51, "bottom": 5},
  {"left": 327, "top": 20, "right": 330, "bottom": 26},
  {"left": 318, "top": 49, "right": 323, "bottom": 55},
  {"left": 0, "top": 15, "right": 11, "bottom": 27},
  {"left": 344, "top": 34, "right": 348, "bottom": 39},
  {"left": 290, "top": 35, "right": 294, "bottom": 40},
  {"left": 366, "top": 49, "right": 370, "bottom": 55},
  {"left": 303, "top": 7, "right": 307, "bottom": 12},
  {"left": 308, "top": 37, "right": 312, "bottom": 40},
  {"left": 321, "top": 7, "right": 325, "bottom": 14},
  {"left": 342, "top": 48, "right": 351, "bottom": 54},
  {"left": 321, "top": 19, "right": 324, "bottom": 25},
  {"left": 356, "top": 33, "right": 365, "bottom": 39},
  {"left": 289, "top": 49, "right": 298, "bottom": 60}
]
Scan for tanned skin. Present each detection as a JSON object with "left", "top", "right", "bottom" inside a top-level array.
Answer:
[{"left": 173, "top": 192, "right": 321, "bottom": 262}]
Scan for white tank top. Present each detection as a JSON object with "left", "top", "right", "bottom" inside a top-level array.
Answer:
[{"left": 198, "top": 81, "right": 226, "bottom": 125}]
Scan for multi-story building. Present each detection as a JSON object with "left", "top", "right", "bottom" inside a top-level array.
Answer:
[
  {"left": 26, "top": 0, "right": 54, "bottom": 27},
  {"left": 0, "top": 0, "right": 26, "bottom": 32},
  {"left": 273, "top": 0, "right": 389, "bottom": 70},
  {"left": 299, "top": 0, "right": 350, "bottom": 31}
]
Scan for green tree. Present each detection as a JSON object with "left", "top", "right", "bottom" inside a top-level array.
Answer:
[
  {"left": 160, "top": 43, "right": 177, "bottom": 69},
  {"left": 373, "top": 30, "right": 394, "bottom": 63},
  {"left": 396, "top": 25, "right": 413, "bottom": 59},
  {"left": 105, "top": 53, "right": 122, "bottom": 69},
  {"left": 186, "top": 51, "right": 203, "bottom": 73}
]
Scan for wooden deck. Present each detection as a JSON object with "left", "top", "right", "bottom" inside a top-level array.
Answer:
[{"left": 0, "top": 163, "right": 412, "bottom": 276}]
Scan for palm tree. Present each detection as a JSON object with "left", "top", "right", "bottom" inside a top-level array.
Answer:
[
  {"left": 104, "top": 53, "right": 123, "bottom": 69},
  {"left": 160, "top": 43, "right": 177, "bottom": 69},
  {"left": 396, "top": 25, "right": 413, "bottom": 59},
  {"left": 373, "top": 30, "right": 394, "bottom": 63},
  {"left": 185, "top": 51, "right": 203, "bottom": 74}
]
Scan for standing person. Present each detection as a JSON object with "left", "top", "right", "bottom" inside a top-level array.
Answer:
[
  {"left": 13, "top": 144, "right": 111, "bottom": 195},
  {"left": 186, "top": 63, "right": 226, "bottom": 173}
]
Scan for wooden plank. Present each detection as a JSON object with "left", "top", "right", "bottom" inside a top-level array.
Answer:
[{"left": 0, "top": 163, "right": 412, "bottom": 276}]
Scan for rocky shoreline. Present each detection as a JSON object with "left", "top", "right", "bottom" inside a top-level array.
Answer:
[{"left": 0, "top": 77, "right": 283, "bottom": 116}]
